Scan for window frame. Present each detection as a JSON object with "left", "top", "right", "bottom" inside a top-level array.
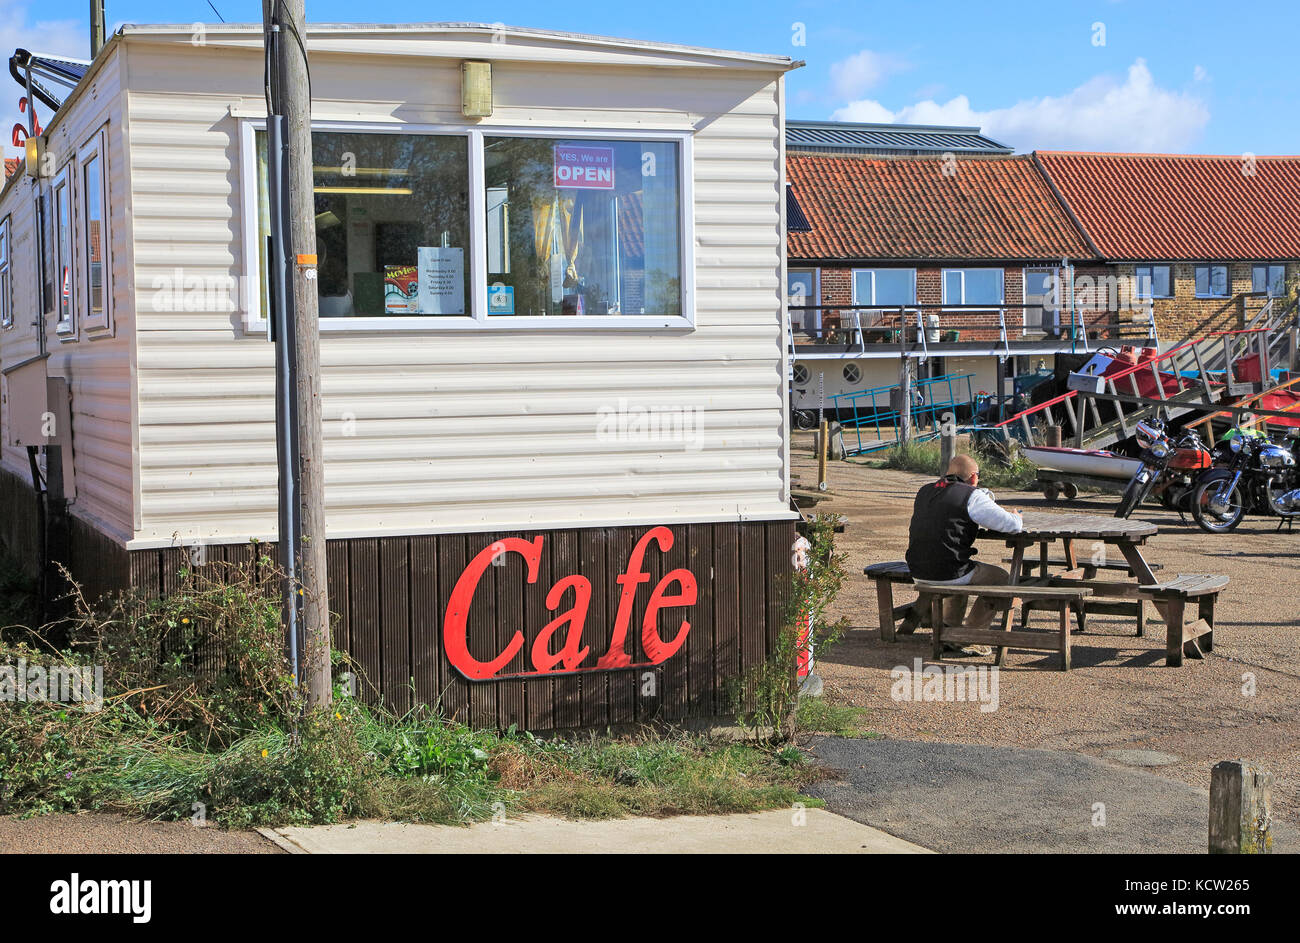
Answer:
[
  {"left": 1133, "top": 264, "right": 1172, "bottom": 299},
  {"left": 1252, "top": 263, "right": 1286, "bottom": 298},
  {"left": 77, "top": 125, "right": 112, "bottom": 335},
  {"left": 0, "top": 215, "right": 10, "bottom": 330},
  {"left": 239, "top": 120, "right": 696, "bottom": 333},
  {"left": 1022, "top": 266, "right": 1061, "bottom": 335},
  {"left": 850, "top": 267, "right": 917, "bottom": 308},
  {"left": 1194, "top": 263, "right": 1230, "bottom": 299},
  {"left": 787, "top": 267, "right": 821, "bottom": 336},
  {"left": 941, "top": 267, "right": 1004, "bottom": 308},
  {"left": 52, "top": 166, "right": 77, "bottom": 340}
]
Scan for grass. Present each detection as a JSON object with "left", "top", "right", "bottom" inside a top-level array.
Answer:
[
  {"left": 795, "top": 697, "right": 879, "bottom": 739},
  {"left": 865, "top": 439, "right": 1039, "bottom": 491},
  {"left": 0, "top": 555, "right": 826, "bottom": 829}
]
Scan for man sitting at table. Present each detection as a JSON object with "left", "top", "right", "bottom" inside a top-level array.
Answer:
[{"left": 906, "top": 454, "right": 1023, "bottom": 654}]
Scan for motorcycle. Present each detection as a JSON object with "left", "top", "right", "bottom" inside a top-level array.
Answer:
[
  {"left": 1114, "top": 419, "right": 1212, "bottom": 519},
  {"left": 1190, "top": 426, "right": 1300, "bottom": 533}
]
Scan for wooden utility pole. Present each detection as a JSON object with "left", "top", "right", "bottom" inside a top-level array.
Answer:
[
  {"left": 265, "top": 0, "right": 331, "bottom": 707},
  {"left": 90, "top": 1, "right": 105, "bottom": 57}
]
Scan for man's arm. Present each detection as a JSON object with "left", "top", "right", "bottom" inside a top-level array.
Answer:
[{"left": 967, "top": 488, "right": 1023, "bottom": 533}]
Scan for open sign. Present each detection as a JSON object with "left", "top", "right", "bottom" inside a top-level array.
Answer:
[{"left": 554, "top": 144, "right": 615, "bottom": 190}]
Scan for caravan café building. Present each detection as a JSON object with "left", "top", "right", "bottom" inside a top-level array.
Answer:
[{"left": 0, "top": 24, "right": 799, "bottom": 731}]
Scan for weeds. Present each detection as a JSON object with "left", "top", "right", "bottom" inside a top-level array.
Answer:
[
  {"left": 871, "top": 439, "right": 1038, "bottom": 491},
  {"left": 0, "top": 552, "right": 817, "bottom": 828}
]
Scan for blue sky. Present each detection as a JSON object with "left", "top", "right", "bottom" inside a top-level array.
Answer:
[{"left": 3, "top": 0, "right": 1297, "bottom": 154}]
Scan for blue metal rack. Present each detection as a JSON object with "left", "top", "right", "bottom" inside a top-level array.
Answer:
[{"left": 831, "top": 373, "right": 977, "bottom": 455}]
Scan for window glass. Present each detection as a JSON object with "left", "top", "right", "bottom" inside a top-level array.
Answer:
[
  {"left": 1195, "top": 264, "right": 1228, "bottom": 297},
  {"left": 787, "top": 269, "right": 819, "bottom": 336},
  {"left": 55, "top": 177, "right": 73, "bottom": 329},
  {"left": 944, "top": 268, "right": 1002, "bottom": 305},
  {"left": 852, "top": 268, "right": 915, "bottom": 306},
  {"left": 0, "top": 219, "right": 9, "bottom": 328},
  {"left": 1252, "top": 264, "right": 1285, "bottom": 297},
  {"left": 483, "top": 136, "right": 681, "bottom": 317},
  {"left": 83, "top": 154, "right": 105, "bottom": 321},
  {"left": 256, "top": 130, "right": 470, "bottom": 318},
  {"left": 1134, "top": 264, "right": 1170, "bottom": 298}
]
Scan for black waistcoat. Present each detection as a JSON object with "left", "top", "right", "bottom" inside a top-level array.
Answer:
[{"left": 905, "top": 476, "right": 978, "bottom": 581}]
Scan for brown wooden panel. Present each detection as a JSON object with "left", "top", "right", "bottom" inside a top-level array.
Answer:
[
  {"left": 660, "top": 524, "right": 690, "bottom": 721},
  {"left": 522, "top": 531, "right": 553, "bottom": 732},
  {"left": 409, "top": 535, "right": 439, "bottom": 712},
  {"left": 686, "top": 523, "right": 716, "bottom": 715},
  {"left": 766, "top": 522, "right": 794, "bottom": 650},
  {"left": 739, "top": 523, "right": 766, "bottom": 674},
  {"left": 549, "top": 528, "right": 582, "bottom": 730},
  {"left": 435, "top": 534, "right": 469, "bottom": 724},
  {"left": 348, "top": 539, "right": 381, "bottom": 705},
  {"left": 380, "top": 538, "right": 411, "bottom": 714},
  {"left": 466, "top": 533, "right": 499, "bottom": 729},
  {"left": 578, "top": 527, "right": 610, "bottom": 729},
  {"left": 494, "top": 532, "right": 527, "bottom": 731},
  {"left": 712, "top": 524, "right": 741, "bottom": 714},
  {"left": 325, "top": 540, "right": 350, "bottom": 656},
  {"left": 606, "top": 527, "right": 636, "bottom": 724}
]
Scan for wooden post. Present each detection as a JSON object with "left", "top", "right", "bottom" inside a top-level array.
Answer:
[
  {"left": 817, "top": 419, "right": 829, "bottom": 492},
  {"left": 1045, "top": 425, "right": 1063, "bottom": 448},
  {"left": 268, "top": 0, "right": 331, "bottom": 708},
  {"left": 939, "top": 424, "right": 956, "bottom": 472},
  {"left": 1209, "top": 760, "right": 1273, "bottom": 854}
]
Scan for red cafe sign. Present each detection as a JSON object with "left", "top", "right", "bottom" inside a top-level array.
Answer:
[{"left": 444, "top": 526, "right": 696, "bottom": 680}]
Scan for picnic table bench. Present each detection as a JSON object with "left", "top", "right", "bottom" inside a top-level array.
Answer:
[
  {"left": 1139, "top": 574, "right": 1227, "bottom": 666},
  {"left": 922, "top": 583, "right": 1094, "bottom": 671}
]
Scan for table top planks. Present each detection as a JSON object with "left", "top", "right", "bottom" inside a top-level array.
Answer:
[{"left": 978, "top": 510, "right": 1158, "bottom": 543}]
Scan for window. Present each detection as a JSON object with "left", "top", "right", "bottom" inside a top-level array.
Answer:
[
  {"left": 79, "top": 127, "right": 111, "bottom": 333},
  {"left": 247, "top": 126, "right": 691, "bottom": 329},
  {"left": 482, "top": 136, "right": 682, "bottom": 317},
  {"left": 1252, "top": 264, "right": 1286, "bottom": 297},
  {"left": 1133, "top": 264, "right": 1171, "bottom": 299},
  {"left": 1194, "top": 264, "right": 1229, "bottom": 298},
  {"left": 1023, "top": 267, "right": 1060, "bottom": 333},
  {"left": 852, "top": 268, "right": 915, "bottom": 307},
  {"left": 842, "top": 362, "right": 861, "bottom": 384},
  {"left": 257, "top": 130, "right": 471, "bottom": 319},
  {"left": 53, "top": 169, "right": 74, "bottom": 336},
  {"left": 787, "top": 268, "right": 820, "bottom": 337},
  {"left": 0, "top": 216, "right": 10, "bottom": 329},
  {"left": 942, "top": 268, "right": 1003, "bottom": 306},
  {"left": 792, "top": 363, "right": 810, "bottom": 385}
]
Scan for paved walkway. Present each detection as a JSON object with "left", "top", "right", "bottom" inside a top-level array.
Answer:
[
  {"left": 259, "top": 809, "right": 931, "bottom": 854},
  {"left": 806, "top": 736, "right": 1298, "bottom": 854}
]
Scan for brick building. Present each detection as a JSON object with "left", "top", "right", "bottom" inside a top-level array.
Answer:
[{"left": 1035, "top": 152, "right": 1300, "bottom": 339}]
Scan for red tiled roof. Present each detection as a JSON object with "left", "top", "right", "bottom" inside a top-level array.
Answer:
[
  {"left": 786, "top": 153, "right": 1094, "bottom": 262},
  {"left": 1036, "top": 151, "right": 1300, "bottom": 261}
]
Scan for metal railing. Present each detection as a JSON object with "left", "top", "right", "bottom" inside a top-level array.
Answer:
[{"left": 829, "top": 373, "right": 976, "bottom": 455}]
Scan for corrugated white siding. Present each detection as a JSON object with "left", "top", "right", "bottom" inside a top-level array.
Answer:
[
  {"left": 0, "top": 50, "right": 135, "bottom": 541},
  {"left": 124, "top": 37, "right": 791, "bottom": 546}
]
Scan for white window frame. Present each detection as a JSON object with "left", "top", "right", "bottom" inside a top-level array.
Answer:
[
  {"left": 1252, "top": 263, "right": 1286, "bottom": 298},
  {"left": 1194, "top": 263, "right": 1230, "bottom": 299},
  {"left": 52, "top": 167, "right": 76, "bottom": 339},
  {"left": 239, "top": 120, "right": 696, "bottom": 333},
  {"left": 942, "top": 267, "right": 1004, "bottom": 309},
  {"left": 1133, "top": 264, "right": 1172, "bottom": 299},
  {"left": 787, "top": 267, "right": 820, "bottom": 335},
  {"left": 0, "top": 215, "right": 10, "bottom": 330},
  {"left": 851, "top": 267, "right": 916, "bottom": 309},
  {"left": 1022, "top": 266, "right": 1060, "bottom": 336},
  {"left": 78, "top": 125, "right": 112, "bottom": 335}
]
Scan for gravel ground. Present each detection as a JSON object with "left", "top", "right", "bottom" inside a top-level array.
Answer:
[
  {"left": 795, "top": 439, "right": 1300, "bottom": 825},
  {"left": 0, "top": 813, "right": 284, "bottom": 853}
]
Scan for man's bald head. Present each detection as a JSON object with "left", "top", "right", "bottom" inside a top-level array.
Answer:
[{"left": 947, "top": 454, "right": 979, "bottom": 482}]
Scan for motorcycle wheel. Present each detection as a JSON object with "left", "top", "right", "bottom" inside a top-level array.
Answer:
[
  {"left": 793, "top": 410, "right": 818, "bottom": 431},
  {"left": 1115, "top": 474, "right": 1154, "bottom": 519},
  {"left": 1191, "top": 478, "right": 1246, "bottom": 533}
]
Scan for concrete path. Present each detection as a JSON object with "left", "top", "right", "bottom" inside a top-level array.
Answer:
[
  {"left": 259, "top": 809, "right": 931, "bottom": 854},
  {"left": 806, "top": 736, "right": 1299, "bottom": 854}
]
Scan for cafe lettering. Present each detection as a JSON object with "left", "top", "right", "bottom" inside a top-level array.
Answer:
[{"left": 445, "top": 527, "right": 697, "bottom": 680}]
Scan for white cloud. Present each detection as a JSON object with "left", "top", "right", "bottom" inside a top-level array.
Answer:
[
  {"left": 831, "top": 59, "right": 1210, "bottom": 152},
  {"left": 828, "top": 49, "right": 908, "bottom": 101},
  {"left": 0, "top": 2, "right": 85, "bottom": 162}
]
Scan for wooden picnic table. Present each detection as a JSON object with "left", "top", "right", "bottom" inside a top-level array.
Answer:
[{"left": 978, "top": 510, "right": 1160, "bottom": 588}]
